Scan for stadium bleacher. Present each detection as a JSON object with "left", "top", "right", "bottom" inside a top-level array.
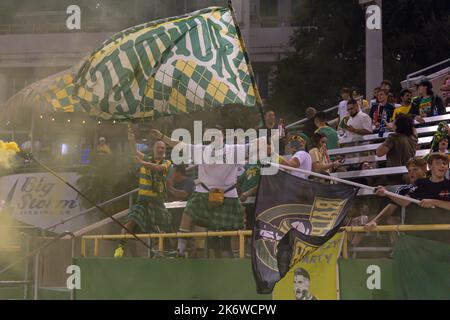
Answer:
[
  {"left": 332, "top": 149, "right": 430, "bottom": 166},
  {"left": 329, "top": 136, "right": 432, "bottom": 157},
  {"left": 326, "top": 114, "right": 448, "bottom": 181},
  {"left": 339, "top": 124, "right": 439, "bottom": 145}
]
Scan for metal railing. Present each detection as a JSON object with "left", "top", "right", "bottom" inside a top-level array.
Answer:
[
  {"left": 82, "top": 230, "right": 252, "bottom": 259},
  {"left": 0, "top": 232, "right": 30, "bottom": 300},
  {"left": 81, "top": 224, "right": 450, "bottom": 260},
  {"left": 405, "top": 58, "right": 450, "bottom": 88},
  {"left": 45, "top": 188, "right": 138, "bottom": 233},
  {"left": 287, "top": 58, "right": 450, "bottom": 130},
  {"left": 286, "top": 104, "right": 339, "bottom": 129},
  {"left": 6, "top": 162, "right": 88, "bottom": 175},
  {"left": 341, "top": 224, "right": 450, "bottom": 259},
  {"left": 0, "top": 185, "right": 140, "bottom": 299},
  {"left": 0, "top": 231, "right": 75, "bottom": 300}
]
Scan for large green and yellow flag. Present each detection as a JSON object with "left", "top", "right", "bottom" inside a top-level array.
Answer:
[
  {"left": 38, "top": 69, "right": 83, "bottom": 113},
  {"left": 73, "top": 6, "right": 261, "bottom": 120}
]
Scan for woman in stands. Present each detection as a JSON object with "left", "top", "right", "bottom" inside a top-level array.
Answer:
[
  {"left": 278, "top": 134, "right": 312, "bottom": 180},
  {"left": 308, "top": 133, "right": 342, "bottom": 181},
  {"left": 376, "top": 114, "right": 418, "bottom": 168}
]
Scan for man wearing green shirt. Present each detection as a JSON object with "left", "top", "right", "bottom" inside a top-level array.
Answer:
[
  {"left": 410, "top": 80, "right": 445, "bottom": 118},
  {"left": 313, "top": 111, "right": 339, "bottom": 150},
  {"left": 114, "top": 127, "right": 172, "bottom": 258}
]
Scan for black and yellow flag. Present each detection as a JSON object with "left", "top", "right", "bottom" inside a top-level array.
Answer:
[{"left": 252, "top": 170, "right": 358, "bottom": 294}]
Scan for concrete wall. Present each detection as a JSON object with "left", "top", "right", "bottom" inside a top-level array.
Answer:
[
  {"left": 74, "top": 258, "right": 271, "bottom": 299},
  {"left": 0, "top": 1, "right": 295, "bottom": 67},
  {"left": 0, "top": 33, "right": 112, "bottom": 68}
]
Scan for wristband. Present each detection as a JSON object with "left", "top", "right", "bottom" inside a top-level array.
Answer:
[{"left": 273, "top": 154, "right": 282, "bottom": 164}]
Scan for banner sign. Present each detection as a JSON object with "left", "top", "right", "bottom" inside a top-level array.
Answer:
[
  {"left": 273, "top": 233, "right": 343, "bottom": 300},
  {"left": 0, "top": 172, "right": 88, "bottom": 233},
  {"left": 252, "top": 170, "right": 358, "bottom": 294}
]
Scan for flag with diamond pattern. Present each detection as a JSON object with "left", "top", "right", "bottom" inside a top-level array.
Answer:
[
  {"left": 73, "top": 6, "right": 261, "bottom": 120},
  {"left": 39, "top": 70, "right": 83, "bottom": 113}
]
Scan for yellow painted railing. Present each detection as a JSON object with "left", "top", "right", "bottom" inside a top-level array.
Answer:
[
  {"left": 341, "top": 224, "right": 450, "bottom": 259},
  {"left": 81, "top": 224, "right": 450, "bottom": 259},
  {"left": 81, "top": 230, "right": 252, "bottom": 258}
]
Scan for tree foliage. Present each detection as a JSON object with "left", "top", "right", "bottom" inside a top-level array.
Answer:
[{"left": 270, "top": 0, "right": 450, "bottom": 119}]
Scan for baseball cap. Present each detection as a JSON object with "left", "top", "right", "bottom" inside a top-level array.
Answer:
[{"left": 416, "top": 79, "right": 433, "bottom": 89}]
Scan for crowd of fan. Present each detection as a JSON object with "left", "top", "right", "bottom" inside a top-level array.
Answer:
[
  {"left": 271, "top": 78, "right": 450, "bottom": 182},
  {"left": 273, "top": 77, "right": 450, "bottom": 246},
  {"left": 111, "top": 76, "right": 450, "bottom": 257}
]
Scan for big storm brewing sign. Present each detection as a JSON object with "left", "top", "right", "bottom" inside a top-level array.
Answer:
[{"left": 0, "top": 172, "right": 87, "bottom": 232}]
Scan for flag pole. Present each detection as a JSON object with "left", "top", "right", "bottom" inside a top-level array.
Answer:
[
  {"left": 271, "top": 162, "right": 421, "bottom": 205},
  {"left": 19, "top": 153, "right": 153, "bottom": 250},
  {"left": 227, "top": 1, "right": 265, "bottom": 122}
]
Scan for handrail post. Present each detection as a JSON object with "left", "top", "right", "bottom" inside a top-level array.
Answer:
[
  {"left": 23, "top": 233, "right": 30, "bottom": 300},
  {"left": 147, "top": 238, "right": 152, "bottom": 258},
  {"left": 81, "top": 238, "right": 86, "bottom": 257},
  {"left": 239, "top": 232, "right": 245, "bottom": 259},
  {"left": 70, "top": 235, "right": 75, "bottom": 300},
  {"left": 33, "top": 252, "right": 39, "bottom": 300},
  {"left": 158, "top": 236, "right": 163, "bottom": 256},
  {"left": 204, "top": 231, "right": 209, "bottom": 258},
  {"left": 342, "top": 232, "right": 348, "bottom": 259},
  {"left": 94, "top": 238, "right": 99, "bottom": 257}
]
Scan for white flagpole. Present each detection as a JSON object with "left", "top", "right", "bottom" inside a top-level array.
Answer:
[{"left": 270, "top": 162, "right": 421, "bottom": 205}]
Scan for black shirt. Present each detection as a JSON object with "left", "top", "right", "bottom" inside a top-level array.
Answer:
[
  {"left": 369, "top": 103, "right": 395, "bottom": 124},
  {"left": 408, "top": 178, "right": 450, "bottom": 201},
  {"left": 396, "top": 184, "right": 415, "bottom": 196},
  {"left": 405, "top": 178, "right": 450, "bottom": 243}
]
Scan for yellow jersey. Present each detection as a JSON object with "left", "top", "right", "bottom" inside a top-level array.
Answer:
[{"left": 392, "top": 105, "right": 412, "bottom": 121}]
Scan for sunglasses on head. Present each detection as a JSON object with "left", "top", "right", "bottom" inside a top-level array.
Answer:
[{"left": 289, "top": 135, "right": 305, "bottom": 143}]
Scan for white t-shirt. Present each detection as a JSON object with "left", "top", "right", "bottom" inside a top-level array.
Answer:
[
  {"left": 187, "top": 144, "right": 248, "bottom": 198},
  {"left": 284, "top": 151, "right": 312, "bottom": 179},
  {"left": 346, "top": 111, "right": 373, "bottom": 138},
  {"left": 337, "top": 100, "right": 349, "bottom": 119}
]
